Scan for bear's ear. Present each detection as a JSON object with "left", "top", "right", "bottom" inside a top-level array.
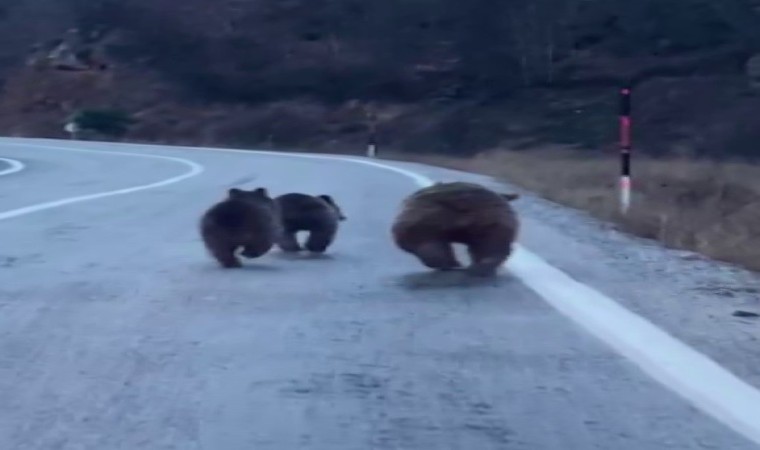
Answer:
[
  {"left": 319, "top": 195, "right": 346, "bottom": 221},
  {"left": 317, "top": 194, "right": 336, "bottom": 206},
  {"left": 228, "top": 188, "right": 244, "bottom": 198},
  {"left": 500, "top": 193, "right": 520, "bottom": 202},
  {"left": 252, "top": 187, "right": 269, "bottom": 197}
]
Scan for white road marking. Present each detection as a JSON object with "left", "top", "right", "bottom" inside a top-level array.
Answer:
[
  {"left": 10, "top": 140, "right": 760, "bottom": 445},
  {"left": 0, "top": 146, "right": 204, "bottom": 222},
  {"left": 0, "top": 157, "right": 25, "bottom": 177}
]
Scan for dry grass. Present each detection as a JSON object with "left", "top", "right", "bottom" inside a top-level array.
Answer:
[{"left": 388, "top": 149, "right": 760, "bottom": 272}]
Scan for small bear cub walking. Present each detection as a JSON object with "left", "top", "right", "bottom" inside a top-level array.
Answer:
[
  {"left": 391, "top": 181, "right": 519, "bottom": 277},
  {"left": 200, "top": 187, "right": 281, "bottom": 268},
  {"left": 274, "top": 193, "right": 346, "bottom": 254}
]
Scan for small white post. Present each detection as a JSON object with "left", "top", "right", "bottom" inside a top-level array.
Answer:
[
  {"left": 64, "top": 121, "right": 79, "bottom": 140},
  {"left": 366, "top": 106, "right": 378, "bottom": 158}
]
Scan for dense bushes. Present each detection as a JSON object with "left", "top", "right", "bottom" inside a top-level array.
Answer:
[
  {"left": 64, "top": 0, "right": 760, "bottom": 103},
  {"left": 70, "top": 109, "right": 135, "bottom": 138}
]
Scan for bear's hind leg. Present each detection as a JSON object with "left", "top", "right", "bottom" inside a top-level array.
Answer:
[
  {"left": 242, "top": 238, "right": 274, "bottom": 259},
  {"left": 413, "top": 240, "right": 461, "bottom": 271},
  {"left": 210, "top": 243, "right": 243, "bottom": 268},
  {"left": 466, "top": 237, "right": 511, "bottom": 277},
  {"left": 276, "top": 230, "right": 303, "bottom": 253},
  {"left": 305, "top": 225, "right": 337, "bottom": 254}
]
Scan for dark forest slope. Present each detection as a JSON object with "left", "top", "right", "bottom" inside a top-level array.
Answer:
[{"left": 2, "top": 0, "right": 760, "bottom": 157}]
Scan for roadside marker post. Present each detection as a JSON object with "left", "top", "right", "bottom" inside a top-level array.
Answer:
[
  {"left": 365, "top": 106, "right": 378, "bottom": 158},
  {"left": 619, "top": 86, "right": 632, "bottom": 214},
  {"left": 367, "top": 129, "right": 377, "bottom": 158},
  {"left": 367, "top": 118, "right": 378, "bottom": 158}
]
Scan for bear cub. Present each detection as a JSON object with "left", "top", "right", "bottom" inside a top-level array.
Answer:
[
  {"left": 391, "top": 181, "right": 519, "bottom": 277},
  {"left": 274, "top": 193, "right": 346, "bottom": 254},
  {"left": 200, "top": 187, "right": 281, "bottom": 268}
]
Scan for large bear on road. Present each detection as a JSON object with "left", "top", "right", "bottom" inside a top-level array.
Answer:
[{"left": 391, "top": 181, "right": 519, "bottom": 276}]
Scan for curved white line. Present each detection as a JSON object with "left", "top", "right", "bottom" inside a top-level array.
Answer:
[
  {"left": 11, "top": 140, "right": 760, "bottom": 445},
  {"left": 0, "top": 146, "right": 204, "bottom": 222},
  {"left": 0, "top": 157, "right": 25, "bottom": 177}
]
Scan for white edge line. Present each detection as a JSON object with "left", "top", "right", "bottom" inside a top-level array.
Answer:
[
  {"left": 0, "top": 145, "right": 204, "bottom": 221},
  {"left": 13, "top": 140, "right": 760, "bottom": 445},
  {"left": 0, "top": 157, "right": 25, "bottom": 177}
]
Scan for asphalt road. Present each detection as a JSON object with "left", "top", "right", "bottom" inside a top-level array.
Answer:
[{"left": 0, "top": 138, "right": 758, "bottom": 450}]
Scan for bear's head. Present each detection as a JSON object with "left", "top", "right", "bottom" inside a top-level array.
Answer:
[
  {"left": 318, "top": 194, "right": 347, "bottom": 221},
  {"left": 228, "top": 187, "right": 276, "bottom": 208}
]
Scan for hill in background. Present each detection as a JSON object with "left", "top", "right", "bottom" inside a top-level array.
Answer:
[{"left": 1, "top": 0, "right": 760, "bottom": 157}]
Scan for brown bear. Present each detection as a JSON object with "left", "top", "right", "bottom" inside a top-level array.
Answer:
[
  {"left": 391, "top": 181, "right": 519, "bottom": 276},
  {"left": 274, "top": 193, "right": 346, "bottom": 254},
  {"left": 199, "top": 187, "right": 281, "bottom": 268}
]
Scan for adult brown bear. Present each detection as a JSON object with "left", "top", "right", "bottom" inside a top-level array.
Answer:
[
  {"left": 199, "top": 187, "right": 281, "bottom": 268},
  {"left": 391, "top": 181, "right": 519, "bottom": 276}
]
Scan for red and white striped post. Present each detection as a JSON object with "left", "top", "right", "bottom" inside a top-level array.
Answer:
[{"left": 619, "top": 85, "right": 632, "bottom": 214}]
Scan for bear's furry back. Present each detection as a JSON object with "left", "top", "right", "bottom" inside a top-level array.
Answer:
[{"left": 393, "top": 182, "right": 517, "bottom": 233}]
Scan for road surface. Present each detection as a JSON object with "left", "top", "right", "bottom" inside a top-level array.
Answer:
[{"left": 1, "top": 138, "right": 759, "bottom": 449}]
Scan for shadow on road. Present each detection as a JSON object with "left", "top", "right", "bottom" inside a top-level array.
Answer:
[
  {"left": 397, "top": 269, "right": 517, "bottom": 291},
  {"left": 193, "top": 261, "right": 283, "bottom": 272},
  {"left": 271, "top": 251, "right": 338, "bottom": 262}
]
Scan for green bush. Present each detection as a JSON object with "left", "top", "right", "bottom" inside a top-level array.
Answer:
[{"left": 70, "top": 109, "right": 135, "bottom": 137}]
